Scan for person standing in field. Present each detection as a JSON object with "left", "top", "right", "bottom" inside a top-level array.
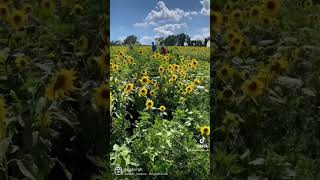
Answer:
[
  {"left": 160, "top": 44, "right": 167, "bottom": 55},
  {"left": 152, "top": 41, "right": 157, "bottom": 52}
]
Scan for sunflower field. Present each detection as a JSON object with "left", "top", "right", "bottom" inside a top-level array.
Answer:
[
  {"left": 109, "top": 45, "right": 210, "bottom": 178},
  {"left": 0, "top": 0, "right": 108, "bottom": 179},
  {"left": 212, "top": 0, "right": 320, "bottom": 179}
]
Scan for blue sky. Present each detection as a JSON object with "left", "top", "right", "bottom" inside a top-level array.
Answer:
[{"left": 111, "top": 0, "right": 210, "bottom": 45}]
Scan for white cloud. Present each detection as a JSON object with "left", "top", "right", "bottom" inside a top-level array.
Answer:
[
  {"left": 200, "top": 0, "right": 210, "bottom": 16},
  {"left": 134, "top": 1, "right": 197, "bottom": 27},
  {"left": 191, "top": 27, "right": 210, "bottom": 40},
  {"left": 118, "top": 36, "right": 126, "bottom": 41},
  {"left": 140, "top": 36, "right": 155, "bottom": 44},
  {"left": 154, "top": 23, "right": 187, "bottom": 37}
]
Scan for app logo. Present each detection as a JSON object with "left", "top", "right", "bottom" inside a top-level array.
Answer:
[{"left": 114, "top": 166, "right": 123, "bottom": 175}]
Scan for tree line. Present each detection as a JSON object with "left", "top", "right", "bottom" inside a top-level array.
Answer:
[{"left": 111, "top": 33, "right": 210, "bottom": 47}]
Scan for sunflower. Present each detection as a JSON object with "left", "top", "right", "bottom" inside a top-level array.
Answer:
[
  {"left": 217, "top": 88, "right": 234, "bottom": 101},
  {"left": 159, "top": 105, "right": 166, "bottom": 112},
  {"left": 46, "top": 69, "right": 77, "bottom": 100},
  {"left": 223, "top": 2, "right": 234, "bottom": 12},
  {"left": 118, "top": 51, "right": 124, "bottom": 58},
  {"left": 127, "top": 56, "right": 134, "bottom": 64},
  {"left": 150, "top": 90, "right": 155, "bottom": 97},
  {"left": 263, "top": 0, "right": 282, "bottom": 16},
  {"left": 191, "top": 59, "right": 198, "bottom": 67},
  {"left": 78, "top": 35, "right": 88, "bottom": 50},
  {"left": 41, "top": 0, "right": 55, "bottom": 15},
  {"left": 241, "top": 77, "right": 265, "bottom": 98},
  {"left": 269, "top": 57, "right": 289, "bottom": 74},
  {"left": 171, "top": 74, "right": 178, "bottom": 81},
  {"left": 186, "top": 85, "right": 194, "bottom": 94},
  {"left": 151, "top": 80, "right": 157, "bottom": 85},
  {"left": 0, "top": 4, "right": 9, "bottom": 21},
  {"left": 72, "top": 4, "right": 83, "bottom": 15},
  {"left": 10, "top": 10, "right": 26, "bottom": 28},
  {"left": 231, "top": 9, "right": 244, "bottom": 24},
  {"left": 112, "top": 63, "right": 119, "bottom": 72},
  {"left": 222, "top": 112, "right": 240, "bottom": 132},
  {"left": 142, "top": 69, "right": 148, "bottom": 75},
  {"left": 200, "top": 126, "right": 210, "bottom": 136},
  {"left": 217, "top": 64, "right": 235, "bottom": 81},
  {"left": 140, "top": 75, "right": 150, "bottom": 85},
  {"left": 240, "top": 70, "right": 251, "bottom": 80},
  {"left": 24, "top": 4, "right": 33, "bottom": 14},
  {"left": 250, "top": 6, "right": 261, "bottom": 20},
  {"left": 303, "top": 0, "right": 313, "bottom": 9},
  {"left": 173, "top": 64, "right": 180, "bottom": 71},
  {"left": 95, "top": 84, "right": 109, "bottom": 109},
  {"left": 145, "top": 99, "right": 154, "bottom": 109},
  {"left": 125, "top": 83, "right": 135, "bottom": 94},
  {"left": 15, "top": 56, "right": 30, "bottom": 69},
  {"left": 139, "top": 86, "right": 148, "bottom": 97},
  {"left": 139, "top": 50, "right": 144, "bottom": 56}
]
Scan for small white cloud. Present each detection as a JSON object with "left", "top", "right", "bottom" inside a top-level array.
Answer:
[
  {"left": 140, "top": 36, "right": 155, "bottom": 45},
  {"left": 200, "top": 0, "right": 210, "bottom": 16},
  {"left": 134, "top": 1, "right": 197, "bottom": 27},
  {"left": 154, "top": 23, "right": 187, "bottom": 37},
  {"left": 191, "top": 26, "right": 210, "bottom": 40}
]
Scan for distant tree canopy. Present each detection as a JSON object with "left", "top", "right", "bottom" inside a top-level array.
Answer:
[
  {"left": 117, "top": 33, "right": 209, "bottom": 47},
  {"left": 158, "top": 33, "right": 209, "bottom": 47},
  {"left": 123, "top": 35, "right": 139, "bottom": 45},
  {"left": 110, "top": 40, "right": 123, "bottom": 46}
]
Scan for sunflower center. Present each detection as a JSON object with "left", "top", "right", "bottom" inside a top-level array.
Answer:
[
  {"left": 223, "top": 89, "right": 233, "bottom": 98},
  {"left": 54, "top": 75, "right": 66, "bottom": 90},
  {"left": 143, "top": 78, "right": 147, "bottom": 82},
  {"left": 249, "top": 82, "right": 257, "bottom": 91},
  {"left": 267, "top": 1, "right": 276, "bottom": 10},
  {"left": 252, "top": 9, "right": 259, "bottom": 16},
  {"left": 271, "top": 62, "right": 281, "bottom": 72},
  {"left": 44, "top": 2, "right": 51, "bottom": 9},
  {"left": 75, "top": 7, "right": 82, "bottom": 14},
  {"left": 20, "top": 60, "right": 26, "bottom": 66},
  {"left": 25, "top": 7, "right": 32, "bottom": 13},
  {"left": 0, "top": 8, "right": 7, "bottom": 16},
  {"left": 13, "top": 15, "right": 22, "bottom": 24},
  {"left": 204, "top": 128, "right": 208, "bottom": 133},
  {"left": 221, "top": 69, "right": 228, "bottom": 75},
  {"left": 142, "top": 90, "right": 146, "bottom": 93},
  {"left": 148, "top": 102, "right": 152, "bottom": 106},
  {"left": 233, "top": 38, "right": 240, "bottom": 44}
]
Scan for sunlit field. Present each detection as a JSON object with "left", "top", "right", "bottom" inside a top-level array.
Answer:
[{"left": 110, "top": 45, "right": 210, "bottom": 178}]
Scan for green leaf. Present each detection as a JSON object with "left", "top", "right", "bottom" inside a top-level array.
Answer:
[
  {"left": 0, "top": 137, "right": 11, "bottom": 158},
  {"left": 56, "top": 159, "right": 72, "bottom": 180},
  {"left": 17, "top": 160, "right": 37, "bottom": 180}
]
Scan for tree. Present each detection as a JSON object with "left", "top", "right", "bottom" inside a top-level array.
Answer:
[
  {"left": 176, "top": 33, "right": 190, "bottom": 46},
  {"left": 163, "top": 35, "right": 177, "bottom": 46},
  {"left": 123, "top": 35, "right": 138, "bottom": 45},
  {"left": 111, "top": 40, "right": 123, "bottom": 46}
]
